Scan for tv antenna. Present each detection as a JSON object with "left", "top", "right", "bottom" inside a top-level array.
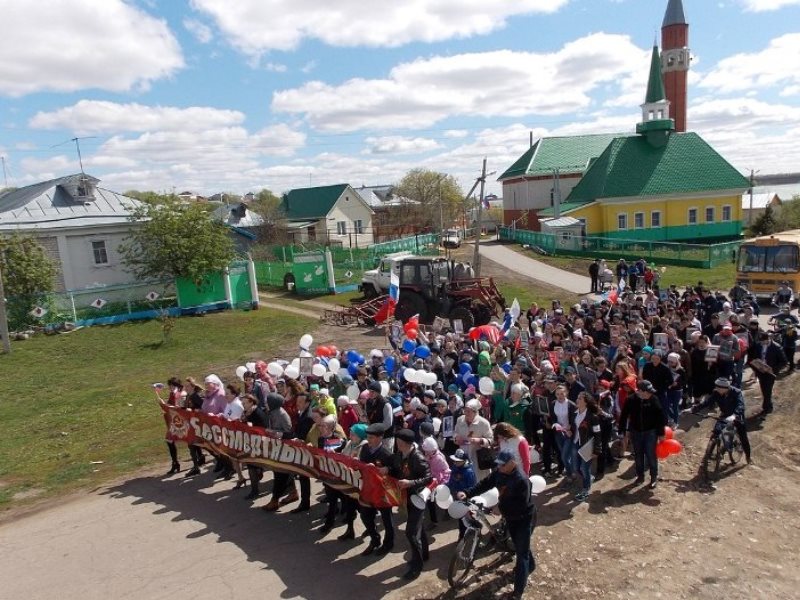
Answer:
[{"left": 51, "top": 136, "right": 96, "bottom": 175}]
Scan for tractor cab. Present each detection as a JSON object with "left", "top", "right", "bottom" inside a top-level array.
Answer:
[{"left": 398, "top": 257, "right": 452, "bottom": 299}]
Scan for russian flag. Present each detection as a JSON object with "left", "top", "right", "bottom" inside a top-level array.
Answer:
[{"left": 375, "top": 272, "right": 401, "bottom": 324}]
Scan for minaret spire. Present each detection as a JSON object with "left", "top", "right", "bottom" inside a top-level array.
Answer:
[{"left": 661, "top": 0, "right": 689, "bottom": 132}]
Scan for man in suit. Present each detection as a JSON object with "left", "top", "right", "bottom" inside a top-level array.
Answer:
[
  {"left": 588, "top": 259, "right": 600, "bottom": 293},
  {"left": 357, "top": 424, "right": 397, "bottom": 556},
  {"left": 750, "top": 332, "right": 787, "bottom": 416}
]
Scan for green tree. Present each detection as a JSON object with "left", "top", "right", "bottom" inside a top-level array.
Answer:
[
  {"left": 119, "top": 201, "right": 236, "bottom": 284},
  {"left": 774, "top": 196, "right": 800, "bottom": 232},
  {"left": 123, "top": 190, "right": 175, "bottom": 205},
  {"left": 394, "top": 169, "right": 464, "bottom": 231},
  {"left": 748, "top": 205, "right": 777, "bottom": 236},
  {"left": 250, "top": 188, "right": 290, "bottom": 251},
  {"left": 0, "top": 233, "right": 57, "bottom": 329}
]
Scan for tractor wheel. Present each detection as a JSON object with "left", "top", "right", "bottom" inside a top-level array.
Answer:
[
  {"left": 395, "top": 291, "right": 428, "bottom": 324},
  {"left": 472, "top": 303, "right": 492, "bottom": 326},
  {"left": 449, "top": 306, "right": 474, "bottom": 330},
  {"left": 361, "top": 283, "right": 379, "bottom": 299}
]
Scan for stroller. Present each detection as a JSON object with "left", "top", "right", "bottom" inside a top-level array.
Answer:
[{"left": 599, "top": 268, "right": 614, "bottom": 293}]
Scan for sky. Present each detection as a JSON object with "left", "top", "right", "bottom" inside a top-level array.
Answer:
[{"left": 1, "top": 0, "right": 800, "bottom": 198}]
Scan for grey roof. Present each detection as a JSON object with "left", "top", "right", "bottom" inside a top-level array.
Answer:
[
  {"left": 353, "top": 184, "right": 417, "bottom": 208},
  {"left": 0, "top": 173, "right": 142, "bottom": 231},
  {"left": 662, "top": 0, "right": 686, "bottom": 27},
  {"left": 741, "top": 192, "right": 781, "bottom": 210},
  {"left": 540, "top": 216, "right": 582, "bottom": 228},
  {"left": 211, "top": 203, "right": 265, "bottom": 227}
]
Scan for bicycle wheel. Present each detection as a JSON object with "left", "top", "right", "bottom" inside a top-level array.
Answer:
[
  {"left": 701, "top": 438, "right": 723, "bottom": 482},
  {"left": 728, "top": 434, "right": 744, "bottom": 465},
  {"left": 448, "top": 529, "right": 476, "bottom": 588}
]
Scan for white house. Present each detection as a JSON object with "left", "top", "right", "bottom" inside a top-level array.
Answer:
[
  {"left": 0, "top": 173, "right": 142, "bottom": 292},
  {"left": 281, "top": 183, "right": 375, "bottom": 248}
]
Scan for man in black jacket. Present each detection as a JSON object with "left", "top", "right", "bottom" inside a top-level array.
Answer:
[
  {"left": 618, "top": 380, "right": 667, "bottom": 489},
  {"left": 750, "top": 332, "right": 787, "bottom": 416},
  {"left": 691, "top": 378, "right": 751, "bottom": 463},
  {"left": 242, "top": 394, "right": 269, "bottom": 499},
  {"left": 588, "top": 259, "right": 600, "bottom": 293},
  {"left": 288, "top": 392, "right": 315, "bottom": 513},
  {"left": 395, "top": 428, "right": 433, "bottom": 580},
  {"left": 458, "top": 450, "right": 537, "bottom": 600},
  {"left": 358, "top": 424, "right": 397, "bottom": 556}
]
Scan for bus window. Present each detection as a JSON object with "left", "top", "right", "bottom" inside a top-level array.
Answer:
[{"left": 738, "top": 245, "right": 799, "bottom": 273}]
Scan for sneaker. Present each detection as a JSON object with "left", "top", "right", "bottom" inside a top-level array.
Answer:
[
  {"left": 634, "top": 475, "right": 645, "bottom": 485},
  {"left": 574, "top": 491, "right": 588, "bottom": 502},
  {"left": 261, "top": 500, "right": 281, "bottom": 512},
  {"left": 649, "top": 479, "right": 658, "bottom": 490}
]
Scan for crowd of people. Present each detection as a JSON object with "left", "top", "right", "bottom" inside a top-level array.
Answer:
[{"left": 156, "top": 268, "right": 796, "bottom": 599}]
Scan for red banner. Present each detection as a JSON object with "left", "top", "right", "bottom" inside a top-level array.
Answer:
[{"left": 161, "top": 405, "right": 402, "bottom": 508}]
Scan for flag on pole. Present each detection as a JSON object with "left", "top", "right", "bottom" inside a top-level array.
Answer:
[{"left": 375, "top": 272, "right": 401, "bottom": 325}]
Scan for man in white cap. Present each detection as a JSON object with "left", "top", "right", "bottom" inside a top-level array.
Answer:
[{"left": 454, "top": 398, "right": 493, "bottom": 480}]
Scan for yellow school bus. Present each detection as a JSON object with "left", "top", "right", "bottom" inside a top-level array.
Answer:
[{"left": 737, "top": 230, "right": 800, "bottom": 298}]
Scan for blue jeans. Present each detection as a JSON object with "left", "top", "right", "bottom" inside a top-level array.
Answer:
[
  {"left": 555, "top": 431, "right": 574, "bottom": 475},
  {"left": 507, "top": 514, "right": 536, "bottom": 597},
  {"left": 572, "top": 442, "right": 593, "bottom": 492},
  {"left": 666, "top": 389, "right": 682, "bottom": 426},
  {"left": 630, "top": 429, "right": 658, "bottom": 480}
]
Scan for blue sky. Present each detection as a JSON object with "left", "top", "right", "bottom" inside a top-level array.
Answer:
[{"left": 1, "top": 0, "right": 799, "bottom": 197}]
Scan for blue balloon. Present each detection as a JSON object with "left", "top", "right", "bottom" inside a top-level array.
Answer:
[
  {"left": 402, "top": 339, "right": 416, "bottom": 353},
  {"left": 347, "top": 363, "right": 359, "bottom": 377},
  {"left": 467, "top": 375, "right": 479, "bottom": 387},
  {"left": 502, "top": 362, "right": 512, "bottom": 374},
  {"left": 459, "top": 362, "right": 472, "bottom": 375},
  {"left": 414, "top": 345, "right": 431, "bottom": 359},
  {"left": 346, "top": 350, "right": 360, "bottom": 363},
  {"left": 385, "top": 357, "right": 396, "bottom": 373},
  {"left": 356, "top": 353, "right": 366, "bottom": 365}
]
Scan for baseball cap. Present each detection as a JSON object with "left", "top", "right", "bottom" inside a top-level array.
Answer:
[
  {"left": 714, "top": 377, "right": 731, "bottom": 389},
  {"left": 637, "top": 380, "right": 656, "bottom": 393},
  {"left": 450, "top": 449, "right": 468, "bottom": 463},
  {"left": 494, "top": 449, "right": 516, "bottom": 466}
]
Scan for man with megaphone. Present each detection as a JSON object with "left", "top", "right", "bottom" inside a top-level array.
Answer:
[{"left": 457, "top": 450, "right": 537, "bottom": 600}]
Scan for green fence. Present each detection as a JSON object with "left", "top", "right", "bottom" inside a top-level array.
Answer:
[{"left": 499, "top": 227, "right": 741, "bottom": 268}]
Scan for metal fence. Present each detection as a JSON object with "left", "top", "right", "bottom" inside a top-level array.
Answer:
[
  {"left": 7, "top": 280, "right": 178, "bottom": 332},
  {"left": 499, "top": 227, "right": 741, "bottom": 268}
]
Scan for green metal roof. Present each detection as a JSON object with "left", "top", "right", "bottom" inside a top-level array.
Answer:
[
  {"left": 282, "top": 183, "right": 348, "bottom": 220},
  {"left": 538, "top": 201, "right": 597, "bottom": 218},
  {"left": 565, "top": 132, "right": 751, "bottom": 202},
  {"left": 498, "top": 133, "right": 627, "bottom": 181},
  {"left": 645, "top": 45, "right": 666, "bottom": 104}
]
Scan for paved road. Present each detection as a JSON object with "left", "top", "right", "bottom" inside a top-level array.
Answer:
[
  {"left": 0, "top": 469, "right": 458, "bottom": 600},
  {"left": 478, "top": 243, "right": 593, "bottom": 295}
]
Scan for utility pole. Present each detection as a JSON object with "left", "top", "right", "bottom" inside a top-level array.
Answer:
[
  {"left": 438, "top": 175, "right": 444, "bottom": 236},
  {"left": 748, "top": 169, "right": 755, "bottom": 227},
  {"left": 473, "top": 158, "right": 488, "bottom": 276},
  {"left": 1, "top": 156, "right": 7, "bottom": 189},
  {"left": 0, "top": 261, "right": 11, "bottom": 354}
]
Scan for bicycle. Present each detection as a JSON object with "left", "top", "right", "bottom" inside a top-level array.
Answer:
[
  {"left": 700, "top": 414, "right": 745, "bottom": 483},
  {"left": 447, "top": 499, "right": 514, "bottom": 588}
]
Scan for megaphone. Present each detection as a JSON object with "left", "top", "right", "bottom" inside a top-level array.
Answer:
[
  {"left": 447, "top": 500, "right": 470, "bottom": 520},
  {"left": 434, "top": 483, "right": 453, "bottom": 510},
  {"left": 411, "top": 481, "right": 438, "bottom": 510},
  {"left": 470, "top": 487, "right": 499, "bottom": 509}
]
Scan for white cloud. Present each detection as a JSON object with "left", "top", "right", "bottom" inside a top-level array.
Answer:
[
  {"left": 272, "top": 33, "right": 648, "bottom": 132},
  {"left": 264, "top": 62, "right": 288, "bottom": 73},
  {"left": 443, "top": 130, "right": 469, "bottom": 138},
  {"left": 191, "top": 0, "right": 568, "bottom": 56},
  {"left": 700, "top": 33, "right": 800, "bottom": 93},
  {"left": 365, "top": 136, "right": 442, "bottom": 154},
  {"left": 301, "top": 61, "right": 318, "bottom": 74},
  {"left": 183, "top": 18, "right": 213, "bottom": 44},
  {"left": 740, "top": 0, "right": 800, "bottom": 11},
  {"left": 0, "top": 0, "right": 183, "bottom": 97},
  {"left": 29, "top": 100, "right": 245, "bottom": 135}
]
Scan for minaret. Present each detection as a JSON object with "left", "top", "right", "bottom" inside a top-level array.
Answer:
[
  {"left": 661, "top": 0, "right": 689, "bottom": 132},
  {"left": 636, "top": 45, "right": 674, "bottom": 147}
]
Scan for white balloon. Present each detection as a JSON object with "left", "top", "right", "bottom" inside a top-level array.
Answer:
[
  {"left": 424, "top": 372, "right": 438, "bottom": 386},
  {"left": 479, "top": 376, "right": 495, "bottom": 395},
  {"left": 323, "top": 371, "right": 334, "bottom": 382},
  {"left": 529, "top": 475, "right": 547, "bottom": 495},
  {"left": 245, "top": 362, "right": 256, "bottom": 373},
  {"left": 299, "top": 350, "right": 312, "bottom": 358},
  {"left": 347, "top": 384, "right": 360, "bottom": 402},
  {"left": 432, "top": 417, "right": 442, "bottom": 434},
  {"left": 471, "top": 487, "right": 499, "bottom": 508},
  {"left": 235, "top": 366, "right": 247, "bottom": 381},
  {"left": 312, "top": 363, "right": 327, "bottom": 377},
  {"left": 529, "top": 447, "right": 541, "bottom": 464},
  {"left": 267, "top": 362, "right": 283, "bottom": 377},
  {"left": 380, "top": 381, "right": 390, "bottom": 397},
  {"left": 328, "top": 358, "right": 340, "bottom": 373},
  {"left": 447, "top": 500, "right": 470, "bottom": 520},
  {"left": 284, "top": 365, "right": 300, "bottom": 380},
  {"left": 370, "top": 348, "right": 383, "bottom": 358},
  {"left": 404, "top": 368, "right": 418, "bottom": 383},
  {"left": 338, "top": 367, "right": 350, "bottom": 379},
  {"left": 291, "top": 358, "right": 300, "bottom": 368},
  {"left": 299, "top": 334, "right": 313, "bottom": 350},
  {"left": 434, "top": 484, "right": 453, "bottom": 510}
]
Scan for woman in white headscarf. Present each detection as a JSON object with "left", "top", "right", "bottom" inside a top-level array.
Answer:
[{"left": 201, "top": 374, "right": 229, "bottom": 476}]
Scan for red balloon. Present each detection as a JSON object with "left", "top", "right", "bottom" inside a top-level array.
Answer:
[
  {"left": 406, "top": 328, "right": 418, "bottom": 340},
  {"left": 316, "top": 346, "right": 330, "bottom": 357},
  {"left": 663, "top": 426, "right": 674, "bottom": 440},
  {"left": 328, "top": 345, "right": 338, "bottom": 356},
  {"left": 664, "top": 439, "right": 682, "bottom": 455},
  {"left": 656, "top": 441, "right": 671, "bottom": 460}
]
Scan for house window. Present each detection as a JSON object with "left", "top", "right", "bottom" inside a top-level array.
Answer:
[
  {"left": 722, "top": 205, "right": 732, "bottom": 222},
  {"left": 634, "top": 212, "right": 644, "bottom": 229},
  {"left": 92, "top": 240, "right": 108, "bottom": 265},
  {"left": 651, "top": 211, "right": 661, "bottom": 228},
  {"left": 336, "top": 221, "right": 347, "bottom": 235},
  {"left": 705, "top": 207, "right": 715, "bottom": 223},
  {"left": 617, "top": 213, "right": 628, "bottom": 230},
  {"left": 688, "top": 208, "right": 698, "bottom": 225},
  {"left": 354, "top": 220, "right": 364, "bottom": 234}
]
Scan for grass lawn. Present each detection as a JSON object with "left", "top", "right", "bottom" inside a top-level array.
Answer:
[
  {"left": 0, "top": 308, "right": 314, "bottom": 510},
  {"left": 497, "top": 282, "right": 581, "bottom": 312},
  {"left": 506, "top": 245, "right": 737, "bottom": 292}
]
